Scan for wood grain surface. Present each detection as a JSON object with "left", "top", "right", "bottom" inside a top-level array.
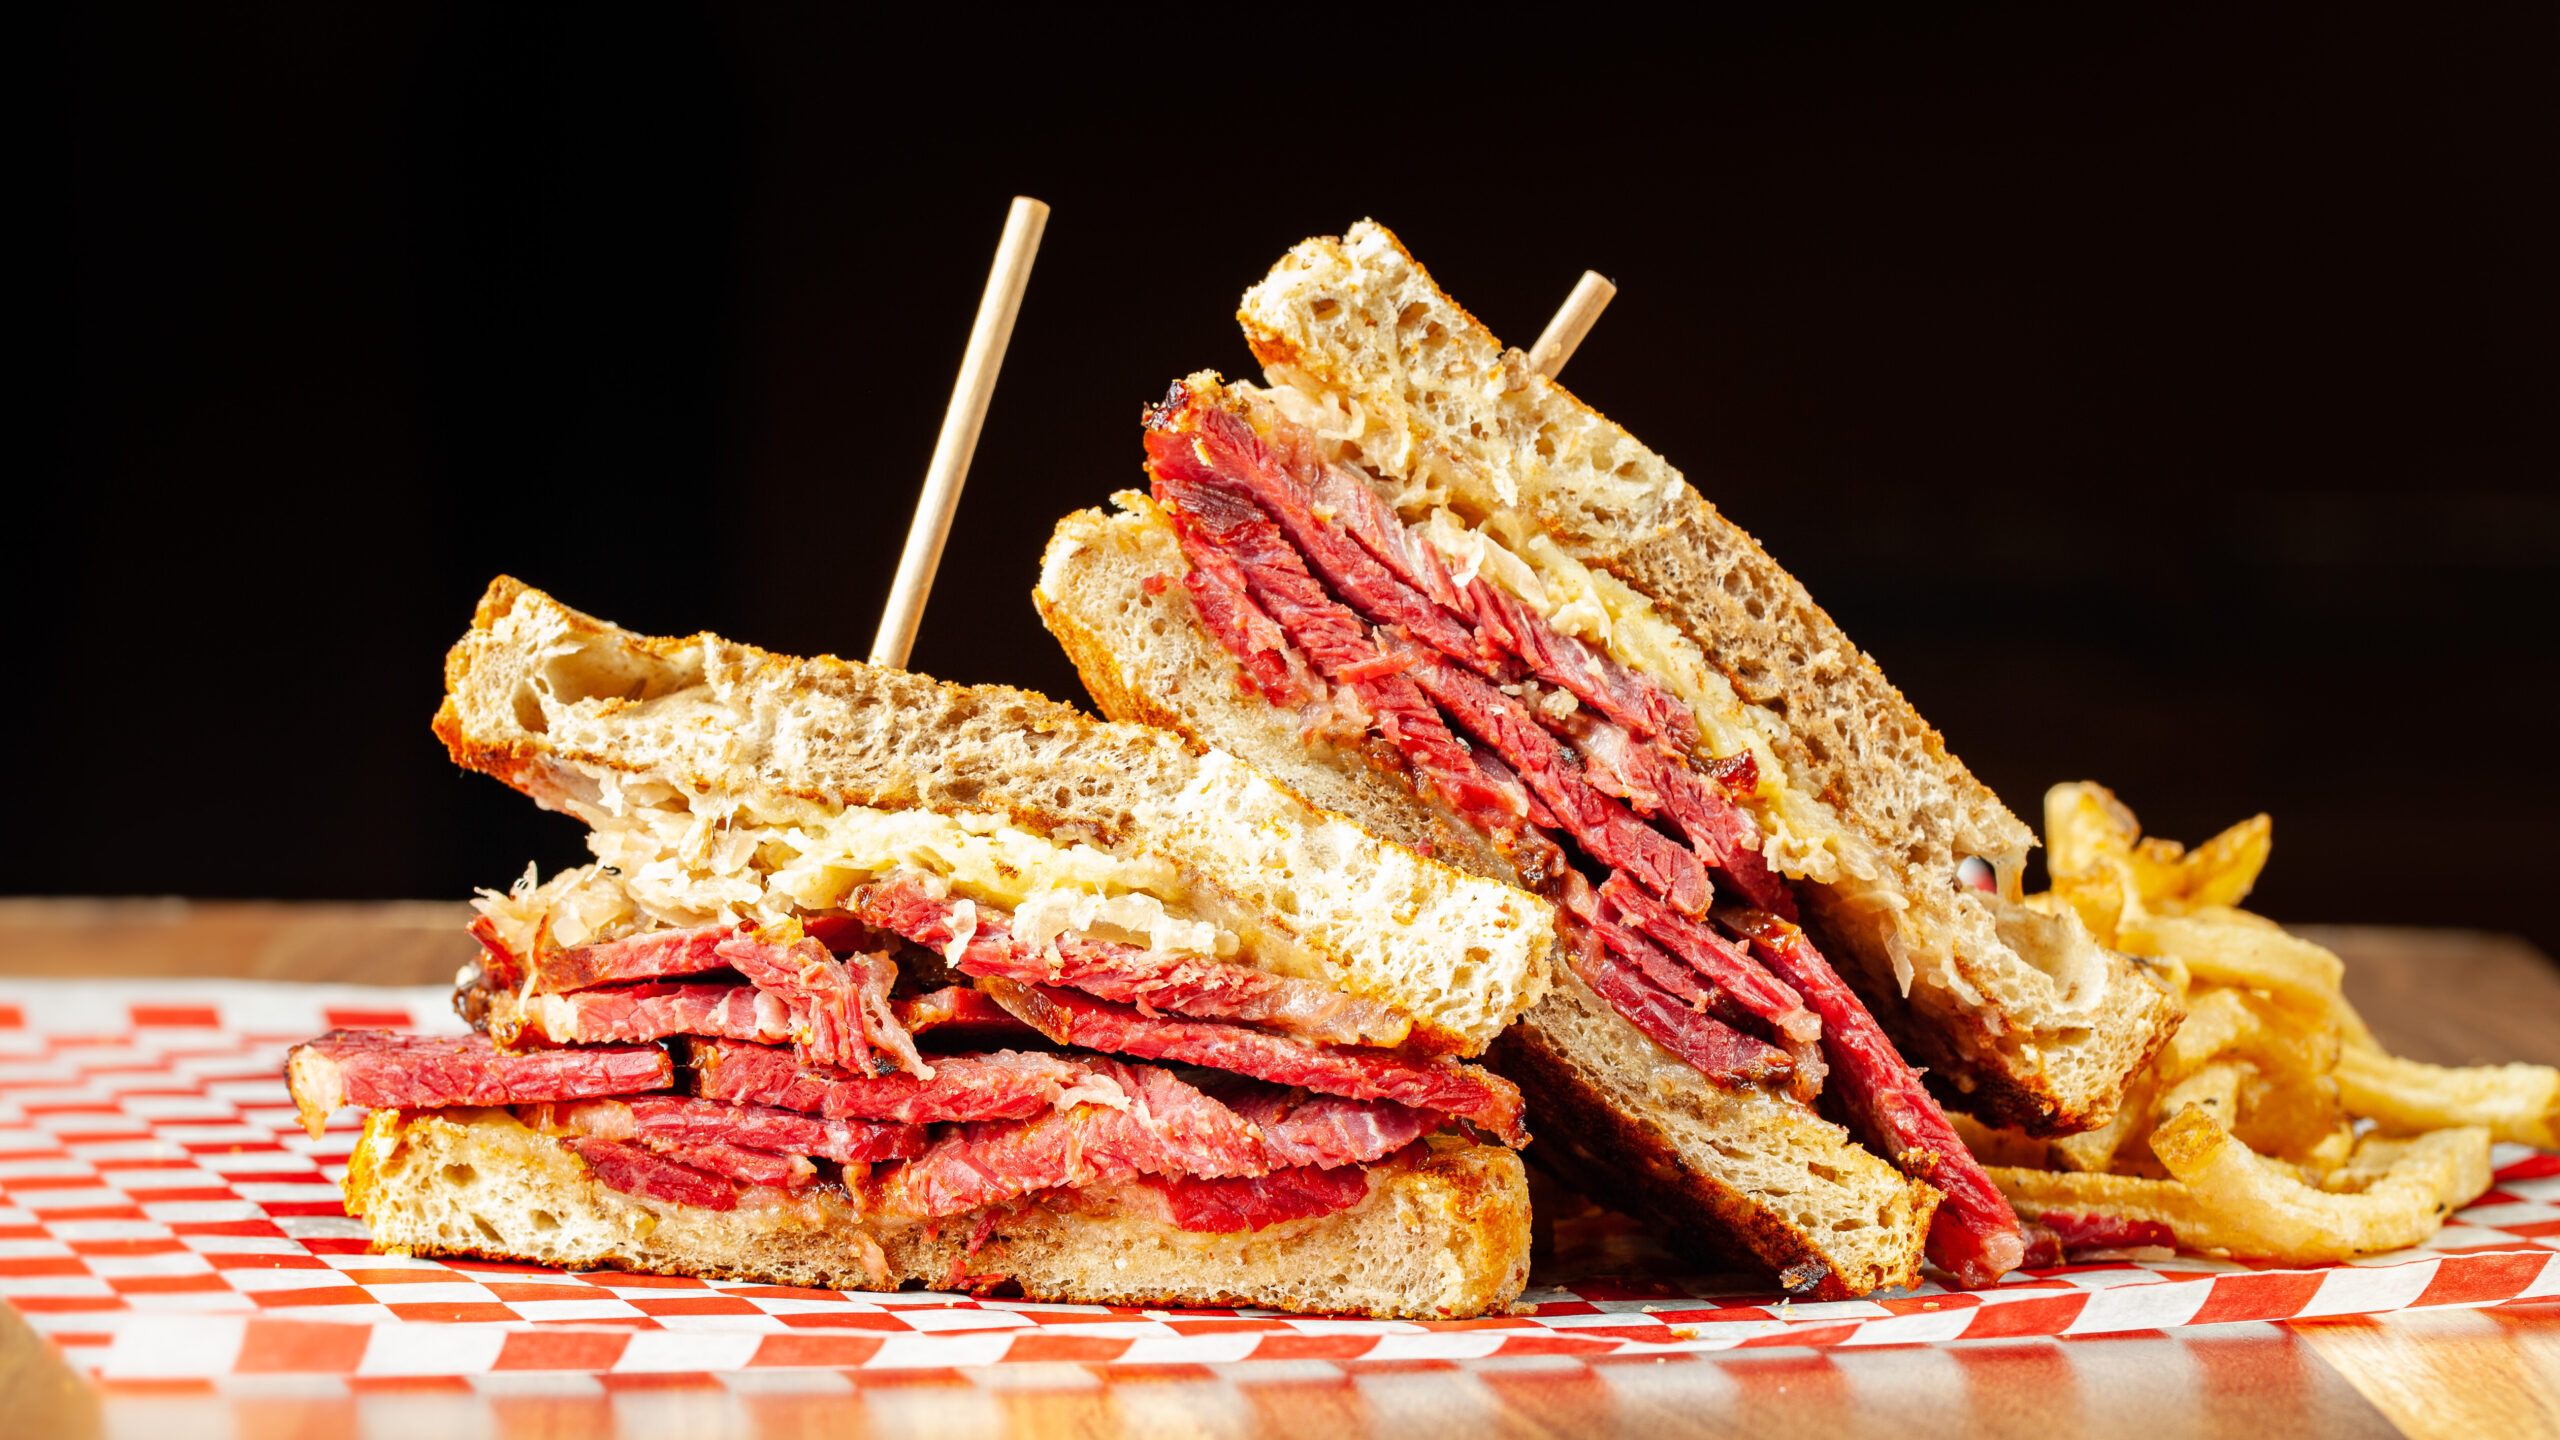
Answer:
[{"left": 0, "top": 902, "right": 2553, "bottom": 1438}]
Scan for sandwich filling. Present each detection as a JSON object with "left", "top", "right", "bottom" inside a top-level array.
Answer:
[
  {"left": 1139, "top": 375, "right": 2023, "bottom": 1285},
  {"left": 290, "top": 855, "right": 1527, "bottom": 1262}
]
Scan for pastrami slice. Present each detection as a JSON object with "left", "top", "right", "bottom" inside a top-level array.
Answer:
[
  {"left": 490, "top": 982, "right": 794, "bottom": 1048},
  {"left": 1129, "top": 1164, "right": 1377, "bottom": 1234},
  {"left": 564, "top": 1135, "right": 735, "bottom": 1211},
  {"left": 1720, "top": 907, "right": 2025, "bottom": 1288},
  {"left": 688, "top": 1038, "right": 1088, "bottom": 1125},
  {"left": 285, "top": 1030, "right": 672, "bottom": 1140},
  {"left": 714, "top": 922, "right": 927, "bottom": 1080},
  {"left": 981, "top": 979, "right": 1528, "bottom": 1146},
  {"left": 527, "top": 922, "right": 736, "bottom": 993},
  {"left": 858, "top": 877, "right": 1414, "bottom": 1048}
]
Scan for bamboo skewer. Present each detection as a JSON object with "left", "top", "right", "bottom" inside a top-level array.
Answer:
[
  {"left": 868, "top": 196, "right": 1052, "bottom": 669},
  {"left": 1525, "top": 270, "right": 1617, "bottom": 379}
]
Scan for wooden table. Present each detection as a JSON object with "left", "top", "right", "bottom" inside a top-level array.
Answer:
[{"left": 3, "top": 900, "right": 2555, "bottom": 1439}]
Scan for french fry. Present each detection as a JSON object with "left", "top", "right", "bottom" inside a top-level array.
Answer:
[
  {"left": 2334, "top": 991, "right": 2383, "bottom": 1055},
  {"left": 2144, "top": 1106, "right": 2493, "bottom": 1262},
  {"left": 2175, "top": 815, "right": 2272, "bottom": 907},
  {"left": 2157, "top": 1060, "right": 2247, "bottom": 1127},
  {"left": 2128, "top": 914, "right": 2344, "bottom": 1019},
  {"left": 1946, "top": 1111, "right": 2053, "bottom": 1168},
  {"left": 2156, "top": 988, "right": 2258, "bottom": 1082},
  {"left": 2047, "top": 1069, "right": 2157, "bottom": 1174},
  {"left": 1989, "top": 1165, "right": 2230, "bottom": 1238},
  {"left": 2336, "top": 1048, "right": 2560, "bottom": 1149},
  {"left": 2043, "top": 868, "right": 2136, "bottom": 953},
  {"left": 2007, "top": 783, "right": 2534, "bottom": 1270},
  {"left": 2302, "top": 1121, "right": 2357, "bottom": 1177},
  {"left": 2233, "top": 1065, "right": 2348, "bottom": 1166},
  {"left": 2044, "top": 782, "right": 2140, "bottom": 881}
]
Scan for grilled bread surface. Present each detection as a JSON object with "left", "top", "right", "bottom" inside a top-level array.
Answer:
[
  {"left": 434, "top": 577, "right": 1551, "bottom": 1055},
  {"left": 349, "top": 1108, "right": 1531, "bottom": 1320},
  {"left": 1226, "top": 222, "right": 2177, "bottom": 1132},
  {"left": 1040, "top": 507, "right": 1938, "bottom": 1296}
]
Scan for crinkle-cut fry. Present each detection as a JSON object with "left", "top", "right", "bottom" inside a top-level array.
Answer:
[
  {"left": 2145, "top": 1106, "right": 2492, "bottom": 1262},
  {"left": 2125, "top": 914, "right": 2343, "bottom": 1019},
  {"left": 2336, "top": 1047, "right": 2560, "bottom": 1149}
]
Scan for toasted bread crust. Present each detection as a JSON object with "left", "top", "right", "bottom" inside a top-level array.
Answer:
[
  {"left": 1216, "top": 224, "right": 2174, "bottom": 1133},
  {"left": 1492, "top": 1025, "right": 1930, "bottom": 1299},
  {"left": 347, "top": 1107, "right": 1531, "bottom": 1319},
  {"left": 433, "top": 576, "right": 1551, "bottom": 1056}
]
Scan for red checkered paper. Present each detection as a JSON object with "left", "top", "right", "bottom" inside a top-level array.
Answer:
[{"left": 3, "top": 979, "right": 2553, "bottom": 1380}]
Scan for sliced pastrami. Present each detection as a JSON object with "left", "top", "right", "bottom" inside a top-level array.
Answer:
[
  {"left": 1719, "top": 907, "right": 2025, "bottom": 1289},
  {"left": 2032, "top": 1212, "right": 2177, "bottom": 1259},
  {"left": 1384, "top": 634, "right": 1711, "bottom": 915},
  {"left": 1464, "top": 575, "right": 1699, "bottom": 752},
  {"left": 1601, "top": 877, "right": 1820, "bottom": 1053},
  {"left": 857, "top": 877, "right": 1413, "bottom": 1049},
  {"left": 1567, "top": 924, "right": 1795, "bottom": 1087},
  {"left": 689, "top": 1038, "right": 1093, "bottom": 1125},
  {"left": 520, "top": 922, "right": 735, "bottom": 994},
  {"left": 1314, "top": 461, "right": 1473, "bottom": 617},
  {"left": 980, "top": 979, "right": 1528, "bottom": 1146},
  {"left": 713, "top": 923, "right": 927, "bottom": 1080},
  {"left": 541, "top": 1095, "right": 927, "bottom": 1165},
  {"left": 876, "top": 1059, "right": 1266, "bottom": 1218},
  {"left": 285, "top": 1030, "right": 671, "bottom": 1139},
  {"left": 1155, "top": 474, "right": 1529, "bottom": 841},
  {"left": 1177, "top": 522, "right": 1318, "bottom": 705},
  {"left": 1159, "top": 399, "right": 1510, "bottom": 679},
  {"left": 1556, "top": 876, "right": 1799, "bottom": 1091},
  {"left": 1221, "top": 1088, "right": 1443, "bottom": 1169},
  {"left": 488, "top": 982, "right": 793, "bottom": 1049},
  {"left": 638, "top": 1099, "right": 921, "bottom": 1165},
  {"left": 642, "top": 1134, "right": 814, "bottom": 1189},
  {"left": 1127, "top": 1163, "right": 1376, "bottom": 1233},
  {"left": 894, "top": 985, "right": 1043, "bottom": 1045},
  {"left": 1560, "top": 713, "right": 1795, "bottom": 918},
  {"left": 564, "top": 1135, "right": 734, "bottom": 1211}
]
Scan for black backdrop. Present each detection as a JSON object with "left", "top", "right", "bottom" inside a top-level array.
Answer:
[{"left": 27, "top": 8, "right": 2558, "bottom": 958}]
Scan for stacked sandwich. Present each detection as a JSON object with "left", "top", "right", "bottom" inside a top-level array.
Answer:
[
  {"left": 1037, "top": 222, "right": 2185, "bottom": 1296},
  {"left": 284, "top": 578, "right": 1551, "bottom": 1319}
]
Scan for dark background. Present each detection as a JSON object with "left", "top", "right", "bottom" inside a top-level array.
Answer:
[{"left": 26, "top": 8, "right": 2557, "bottom": 957}]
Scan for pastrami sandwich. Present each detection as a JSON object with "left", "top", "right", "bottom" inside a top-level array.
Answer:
[
  {"left": 1035, "top": 222, "right": 2183, "bottom": 1296},
  {"left": 284, "top": 577, "right": 1551, "bottom": 1319}
]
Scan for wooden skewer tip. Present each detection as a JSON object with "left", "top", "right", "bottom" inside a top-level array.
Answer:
[
  {"left": 868, "top": 197, "right": 1051, "bottom": 670},
  {"left": 1527, "top": 270, "right": 1618, "bottom": 380}
]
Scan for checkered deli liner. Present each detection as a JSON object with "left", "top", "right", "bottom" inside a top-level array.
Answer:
[{"left": 2, "top": 979, "right": 2552, "bottom": 1380}]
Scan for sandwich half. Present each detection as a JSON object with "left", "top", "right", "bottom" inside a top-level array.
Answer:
[
  {"left": 1036, "top": 222, "right": 2182, "bottom": 1296},
  {"left": 285, "top": 577, "right": 1549, "bottom": 1319}
]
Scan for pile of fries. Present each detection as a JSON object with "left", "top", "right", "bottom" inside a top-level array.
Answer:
[{"left": 1959, "top": 783, "right": 2560, "bottom": 1265}]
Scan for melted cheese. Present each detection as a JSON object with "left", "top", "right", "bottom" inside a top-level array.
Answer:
[{"left": 485, "top": 765, "right": 1240, "bottom": 961}]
